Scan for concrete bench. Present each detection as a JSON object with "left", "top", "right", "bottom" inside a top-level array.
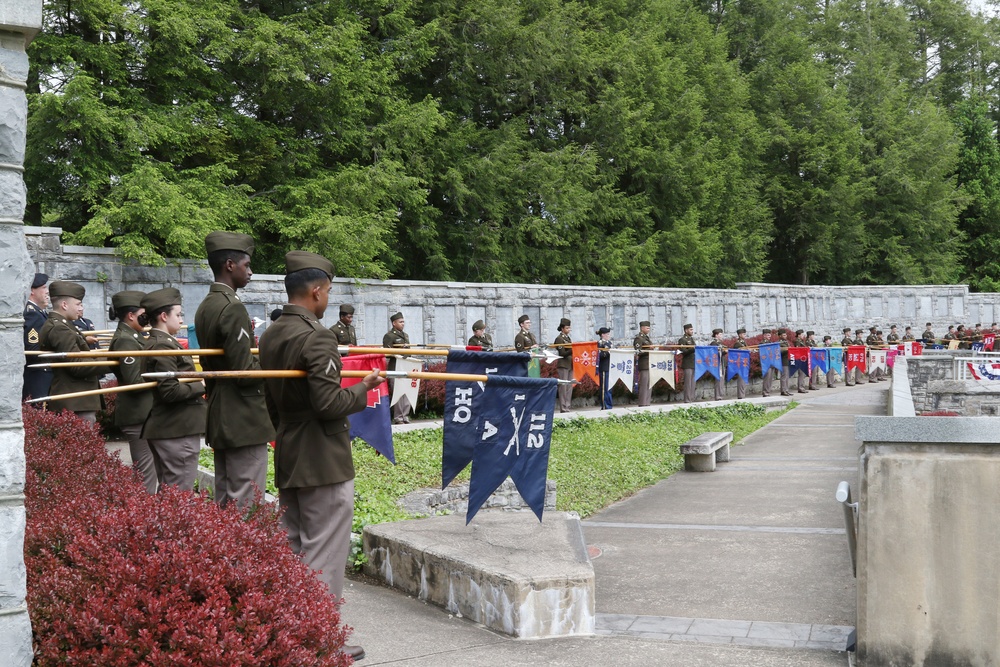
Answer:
[{"left": 681, "top": 431, "right": 733, "bottom": 472}]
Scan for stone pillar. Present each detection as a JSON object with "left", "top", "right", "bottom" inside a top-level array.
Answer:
[
  {"left": 855, "top": 416, "right": 1000, "bottom": 666},
  {"left": 0, "top": 2, "right": 41, "bottom": 664}
]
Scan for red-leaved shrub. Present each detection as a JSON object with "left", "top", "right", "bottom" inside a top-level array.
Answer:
[{"left": 23, "top": 407, "right": 353, "bottom": 666}]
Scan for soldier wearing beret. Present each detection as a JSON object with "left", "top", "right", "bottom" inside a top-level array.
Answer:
[
  {"left": 330, "top": 304, "right": 357, "bottom": 346},
  {"left": 840, "top": 327, "right": 855, "bottom": 386},
  {"left": 710, "top": 328, "right": 726, "bottom": 400},
  {"left": 468, "top": 320, "right": 493, "bottom": 350},
  {"left": 732, "top": 328, "right": 748, "bottom": 399},
  {"left": 596, "top": 327, "right": 613, "bottom": 409},
  {"left": 141, "top": 288, "right": 206, "bottom": 492},
  {"left": 194, "top": 232, "right": 276, "bottom": 509},
  {"left": 633, "top": 321, "right": 652, "bottom": 407},
  {"left": 39, "top": 281, "right": 106, "bottom": 420},
  {"left": 23, "top": 272, "right": 52, "bottom": 403},
  {"left": 514, "top": 314, "right": 537, "bottom": 353},
  {"left": 108, "top": 290, "right": 157, "bottom": 494},
  {"left": 383, "top": 312, "right": 411, "bottom": 424},
  {"left": 678, "top": 324, "right": 696, "bottom": 402},
  {"left": 554, "top": 318, "right": 573, "bottom": 413},
  {"left": 259, "top": 252, "right": 382, "bottom": 663},
  {"left": 760, "top": 328, "right": 774, "bottom": 397}
]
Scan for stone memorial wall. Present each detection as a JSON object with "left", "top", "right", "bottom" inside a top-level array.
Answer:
[{"left": 25, "top": 227, "right": 1000, "bottom": 347}]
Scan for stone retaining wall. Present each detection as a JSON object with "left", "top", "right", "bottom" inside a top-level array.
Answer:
[{"left": 25, "top": 227, "right": 1000, "bottom": 349}]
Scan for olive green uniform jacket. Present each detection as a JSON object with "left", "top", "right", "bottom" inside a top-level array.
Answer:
[
  {"left": 259, "top": 304, "right": 369, "bottom": 489},
  {"left": 141, "top": 329, "right": 206, "bottom": 440},
  {"left": 634, "top": 333, "right": 652, "bottom": 371},
  {"left": 678, "top": 334, "right": 696, "bottom": 370},
  {"left": 39, "top": 312, "right": 104, "bottom": 412},
  {"left": 194, "top": 283, "right": 275, "bottom": 449},
  {"left": 109, "top": 322, "right": 153, "bottom": 427},
  {"left": 554, "top": 332, "right": 573, "bottom": 370},
  {"left": 330, "top": 320, "right": 357, "bottom": 346},
  {"left": 468, "top": 334, "right": 493, "bottom": 350},
  {"left": 382, "top": 328, "right": 410, "bottom": 371},
  {"left": 514, "top": 330, "right": 537, "bottom": 353}
]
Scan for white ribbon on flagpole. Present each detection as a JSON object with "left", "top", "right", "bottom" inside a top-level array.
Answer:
[
  {"left": 647, "top": 351, "right": 676, "bottom": 389},
  {"left": 391, "top": 357, "right": 422, "bottom": 411},
  {"left": 608, "top": 350, "right": 636, "bottom": 394},
  {"left": 869, "top": 350, "right": 887, "bottom": 372}
]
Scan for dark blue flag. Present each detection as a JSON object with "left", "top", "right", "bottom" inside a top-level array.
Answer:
[
  {"left": 442, "top": 350, "right": 529, "bottom": 489},
  {"left": 972, "top": 342, "right": 985, "bottom": 352},
  {"left": 810, "top": 348, "right": 829, "bottom": 374},
  {"left": 466, "top": 375, "right": 558, "bottom": 523},
  {"left": 758, "top": 342, "right": 781, "bottom": 376},
  {"left": 342, "top": 354, "right": 395, "bottom": 463},
  {"left": 726, "top": 348, "right": 751, "bottom": 383},
  {"left": 694, "top": 346, "right": 721, "bottom": 381},
  {"left": 789, "top": 347, "right": 810, "bottom": 377}
]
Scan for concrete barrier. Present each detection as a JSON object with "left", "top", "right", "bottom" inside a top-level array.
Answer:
[{"left": 363, "top": 512, "right": 595, "bottom": 639}]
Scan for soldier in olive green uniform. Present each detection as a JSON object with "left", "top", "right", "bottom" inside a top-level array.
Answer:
[
  {"left": 822, "top": 335, "right": 837, "bottom": 388},
  {"left": 468, "top": 320, "right": 493, "bottom": 350},
  {"left": 853, "top": 329, "right": 868, "bottom": 384},
  {"left": 841, "top": 328, "right": 855, "bottom": 386},
  {"left": 902, "top": 326, "right": 915, "bottom": 342},
  {"left": 554, "top": 318, "right": 573, "bottom": 413},
  {"left": 108, "top": 290, "right": 157, "bottom": 494},
  {"left": 732, "top": 328, "right": 748, "bottom": 399},
  {"left": 23, "top": 272, "right": 52, "bottom": 403},
  {"left": 679, "top": 324, "right": 696, "bottom": 403},
  {"left": 514, "top": 314, "right": 537, "bottom": 352},
  {"left": 779, "top": 329, "right": 792, "bottom": 396},
  {"left": 383, "top": 312, "right": 412, "bottom": 424},
  {"left": 791, "top": 330, "right": 809, "bottom": 393},
  {"left": 39, "top": 281, "right": 106, "bottom": 421},
  {"left": 633, "top": 321, "right": 652, "bottom": 407},
  {"left": 709, "top": 328, "right": 726, "bottom": 400},
  {"left": 921, "top": 323, "right": 935, "bottom": 346},
  {"left": 805, "top": 331, "right": 821, "bottom": 391},
  {"left": 330, "top": 304, "right": 357, "bottom": 346},
  {"left": 866, "top": 326, "right": 883, "bottom": 382},
  {"left": 194, "top": 232, "right": 276, "bottom": 509},
  {"left": 259, "top": 252, "right": 382, "bottom": 662},
  {"left": 141, "top": 288, "right": 206, "bottom": 492},
  {"left": 760, "top": 328, "right": 774, "bottom": 397}
]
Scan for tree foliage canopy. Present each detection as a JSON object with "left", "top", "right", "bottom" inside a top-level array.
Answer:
[{"left": 25, "top": 0, "right": 1000, "bottom": 288}]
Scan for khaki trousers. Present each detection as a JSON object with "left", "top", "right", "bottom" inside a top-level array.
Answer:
[
  {"left": 280, "top": 480, "right": 354, "bottom": 599},
  {"left": 121, "top": 422, "right": 158, "bottom": 495},
  {"left": 636, "top": 369, "right": 651, "bottom": 407},
  {"left": 148, "top": 434, "right": 200, "bottom": 492},
  {"left": 557, "top": 367, "right": 573, "bottom": 412},
  {"left": 214, "top": 443, "right": 269, "bottom": 509}
]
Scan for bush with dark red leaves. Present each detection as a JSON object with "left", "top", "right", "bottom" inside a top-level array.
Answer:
[{"left": 22, "top": 407, "right": 352, "bottom": 667}]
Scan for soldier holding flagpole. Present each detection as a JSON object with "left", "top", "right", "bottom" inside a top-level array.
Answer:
[
  {"left": 597, "top": 327, "right": 612, "bottom": 409},
  {"left": 732, "top": 328, "right": 748, "bottom": 399},
  {"left": 633, "top": 321, "right": 652, "bottom": 407},
  {"left": 258, "top": 251, "right": 382, "bottom": 663},
  {"left": 554, "top": 318, "right": 573, "bottom": 413},
  {"left": 195, "top": 231, "right": 275, "bottom": 509},
  {"left": 679, "top": 323, "right": 696, "bottom": 403}
]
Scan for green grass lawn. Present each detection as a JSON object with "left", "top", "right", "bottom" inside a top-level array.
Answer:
[{"left": 200, "top": 402, "right": 790, "bottom": 532}]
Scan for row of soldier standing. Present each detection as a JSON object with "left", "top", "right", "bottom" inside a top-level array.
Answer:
[{"left": 24, "top": 234, "right": 378, "bottom": 662}]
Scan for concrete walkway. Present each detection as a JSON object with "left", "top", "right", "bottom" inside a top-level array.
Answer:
[{"left": 339, "top": 381, "right": 887, "bottom": 666}]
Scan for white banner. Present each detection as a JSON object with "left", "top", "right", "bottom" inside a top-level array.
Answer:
[
  {"left": 868, "top": 350, "right": 887, "bottom": 373},
  {"left": 608, "top": 350, "right": 636, "bottom": 394},
  {"left": 647, "top": 351, "right": 676, "bottom": 389},
  {"left": 390, "top": 357, "right": 422, "bottom": 412}
]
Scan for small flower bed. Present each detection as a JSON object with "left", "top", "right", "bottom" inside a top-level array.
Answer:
[{"left": 23, "top": 407, "right": 353, "bottom": 667}]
